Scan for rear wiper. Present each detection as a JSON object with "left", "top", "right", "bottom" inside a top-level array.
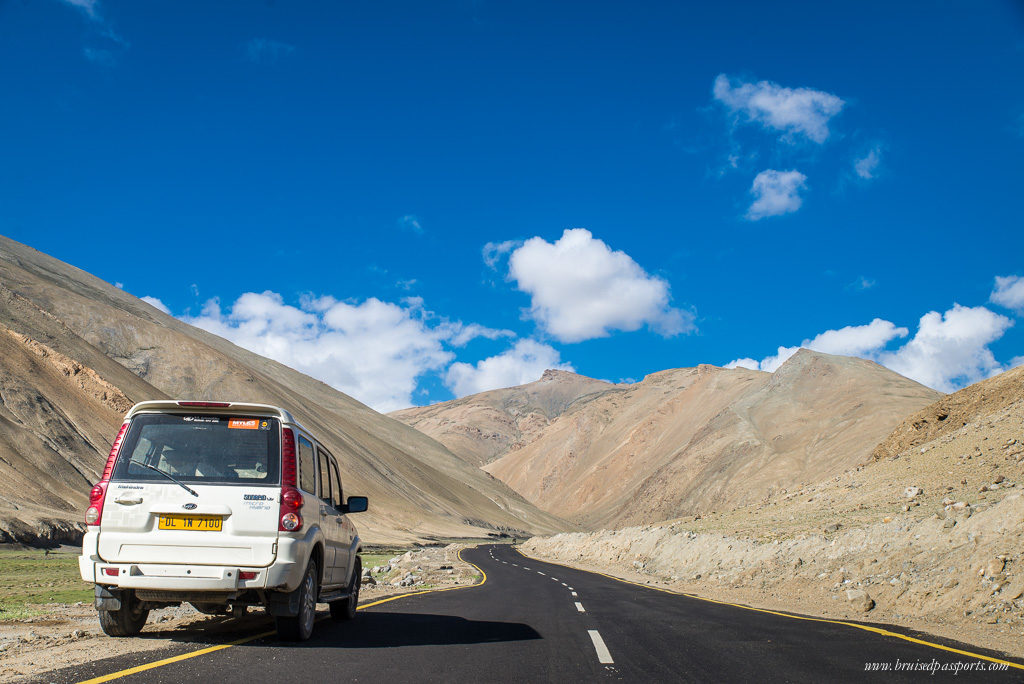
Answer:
[{"left": 139, "top": 463, "right": 199, "bottom": 497}]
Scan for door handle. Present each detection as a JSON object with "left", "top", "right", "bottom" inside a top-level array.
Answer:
[{"left": 115, "top": 495, "right": 143, "bottom": 505}]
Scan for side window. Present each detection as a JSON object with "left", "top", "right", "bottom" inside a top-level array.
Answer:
[
  {"left": 317, "top": 448, "right": 332, "bottom": 506},
  {"left": 297, "top": 435, "right": 316, "bottom": 494},
  {"left": 330, "top": 460, "right": 343, "bottom": 509}
]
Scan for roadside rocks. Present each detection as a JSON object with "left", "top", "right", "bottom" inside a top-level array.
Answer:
[
  {"left": 846, "top": 588, "right": 875, "bottom": 612},
  {"left": 984, "top": 557, "right": 1005, "bottom": 578},
  {"left": 903, "top": 486, "right": 923, "bottom": 499},
  {"left": 393, "top": 572, "right": 419, "bottom": 587}
]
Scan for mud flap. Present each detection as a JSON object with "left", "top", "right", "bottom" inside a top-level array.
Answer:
[
  {"left": 95, "top": 585, "right": 122, "bottom": 611},
  {"left": 266, "top": 586, "right": 301, "bottom": 617}
]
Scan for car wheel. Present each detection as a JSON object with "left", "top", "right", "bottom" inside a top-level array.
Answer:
[
  {"left": 275, "top": 559, "right": 318, "bottom": 641},
  {"left": 98, "top": 589, "right": 150, "bottom": 637},
  {"left": 330, "top": 558, "right": 360, "bottom": 621}
]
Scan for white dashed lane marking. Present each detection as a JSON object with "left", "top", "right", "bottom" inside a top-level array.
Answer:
[
  {"left": 537, "top": 571, "right": 545, "bottom": 576},
  {"left": 572, "top": 591, "right": 578, "bottom": 597},
  {"left": 561, "top": 583, "right": 567, "bottom": 587},
  {"left": 575, "top": 602, "right": 585, "bottom": 613},
  {"left": 588, "top": 630, "right": 614, "bottom": 664}
]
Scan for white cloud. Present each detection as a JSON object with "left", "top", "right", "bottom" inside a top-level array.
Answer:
[
  {"left": 83, "top": 47, "right": 115, "bottom": 66},
  {"left": 746, "top": 169, "right": 807, "bottom": 220},
  {"left": 723, "top": 357, "right": 762, "bottom": 371},
  {"left": 245, "top": 38, "right": 296, "bottom": 64},
  {"left": 506, "top": 228, "right": 693, "bottom": 343},
  {"left": 60, "top": 0, "right": 100, "bottom": 20},
  {"left": 439, "top": 322, "right": 516, "bottom": 347},
  {"left": 713, "top": 74, "right": 845, "bottom": 144},
  {"left": 806, "top": 318, "right": 909, "bottom": 356},
  {"left": 140, "top": 296, "right": 170, "bottom": 314},
  {"left": 398, "top": 215, "right": 424, "bottom": 234},
  {"left": 847, "top": 276, "right": 876, "bottom": 291},
  {"left": 483, "top": 240, "right": 519, "bottom": 269},
  {"left": 878, "top": 305, "right": 1013, "bottom": 392},
  {"left": 726, "top": 346, "right": 801, "bottom": 373},
  {"left": 724, "top": 306, "right": 1013, "bottom": 392},
  {"left": 726, "top": 319, "right": 910, "bottom": 372},
  {"left": 854, "top": 146, "right": 882, "bottom": 179},
  {"left": 445, "top": 339, "right": 572, "bottom": 397},
  {"left": 183, "top": 291, "right": 460, "bottom": 412},
  {"left": 990, "top": 275, "right": 1024, "bottom": 312}
]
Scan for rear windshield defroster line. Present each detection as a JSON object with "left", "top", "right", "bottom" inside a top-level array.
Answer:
[{"left": 111, "top": 413, "right": 281, "bottom": 485}]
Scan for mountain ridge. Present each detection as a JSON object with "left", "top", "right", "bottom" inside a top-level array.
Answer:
[
  {"left": 0, "top": 235, "right": 570, "bottom": 545},
  {"left": 397, "top": 349, "right": 942, "bottom": 528}
]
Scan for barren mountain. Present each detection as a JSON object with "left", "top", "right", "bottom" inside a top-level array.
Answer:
[
  {"left": 390, "top": 369, "right": 617, "bottom": 467},
  {"left": 0, "top": 235, "right": 568, "bottom": 545},
  {"left": 483, "top": 351, "right": 942, "bottom": 528},
  {"left": 522, "top": 362, "right": 1024, "bottom": 658}
]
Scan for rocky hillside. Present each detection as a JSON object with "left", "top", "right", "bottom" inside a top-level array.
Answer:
[
  {"left": 390, "top": 369, "right": 617, "bottom": 467},
  {"left": 0, "top": 284, "right": 168, "bottom": 545},
  {"left": 483, "top": 351, "right": 941, "bottom": 528},
  {"left": 521, "top": 362, "right": 1024, "bottom": 658},
  {"left": 0, "top": 235, "right": 569, "bottom": 545},
  {"left": 873, "top": 364, "right": 1024, "bottom": 462}
]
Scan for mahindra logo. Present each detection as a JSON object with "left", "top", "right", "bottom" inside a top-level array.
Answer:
[{"left": 183, "top": 503, "right": 198, "bottom": 510}]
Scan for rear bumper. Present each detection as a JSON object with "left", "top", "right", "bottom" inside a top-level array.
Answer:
[{"left": 80, "top": 536, "right": 311, "bottom": 596}]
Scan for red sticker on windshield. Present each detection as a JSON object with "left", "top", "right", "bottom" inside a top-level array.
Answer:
[{"left": 228, "top": 418, "right": 259, "bottom": 430}]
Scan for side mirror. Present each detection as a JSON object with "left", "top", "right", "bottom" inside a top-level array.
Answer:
[{"left": 342, "top": 496, "right": 368, "bottom": 514}]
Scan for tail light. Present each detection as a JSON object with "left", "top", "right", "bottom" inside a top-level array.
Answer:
[
  {"left": 101, "top": 422, "right": 130, "bottom": 481},
  {"left": 281, "top": 427, "right": 297, "bottom": 487},
  {"left": 88, "top": 421, "right": 129, "bottom": 525},
  {"left": 239, "top": 571, "right": 258, "bottom": 580},
  {"left": 86, "top": 482, "right": 108, "bottom": 525},
  {"left": 279, "top": 428, "right": 303, "bottom": 532}
]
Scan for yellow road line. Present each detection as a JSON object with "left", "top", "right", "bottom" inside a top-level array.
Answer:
[
  {"left": 76, "top": 548, "right": 487, "bottom": 684},
  {"left": 513, "top": 547, "right": 1023, "bottom": 671}
]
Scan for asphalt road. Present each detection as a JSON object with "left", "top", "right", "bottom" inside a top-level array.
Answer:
[{"left": 41, "top": 544, "right": 1024, "bottom": 683}]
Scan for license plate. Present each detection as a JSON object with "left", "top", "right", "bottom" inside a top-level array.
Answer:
[{"left": 158, "top": 514, "right": 223, "bottom": 531}]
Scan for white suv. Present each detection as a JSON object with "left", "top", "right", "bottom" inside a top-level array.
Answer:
[{"left": 79, "top": 400, "right": 367, "bottom": 641}]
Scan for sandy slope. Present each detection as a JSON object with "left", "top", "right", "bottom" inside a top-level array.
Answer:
[
  {"left": 484, "top": 350, "right": 940, "bottom": 528},
  {"left": 0, "top": 235, "right": 569, "bottom": 544}
]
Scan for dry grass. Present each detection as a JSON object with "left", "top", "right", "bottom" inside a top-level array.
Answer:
[{"left": 0, "top": 547, "right": 92, "bottom": 620}]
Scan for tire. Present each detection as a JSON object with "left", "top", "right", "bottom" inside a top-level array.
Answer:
[
  {"left": 98, "top": 589, "right": 150, "bottom": 637},
  {"left": 275, "top": 560, "right": 318, "bottom": 641},
  {"left": 330, "top": 558, "right": 360, "bottom": 621}
]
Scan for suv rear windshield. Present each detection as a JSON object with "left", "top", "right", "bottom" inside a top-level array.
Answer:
[{"left": 111, "top": 414, "right": 280, "bottom": 485}]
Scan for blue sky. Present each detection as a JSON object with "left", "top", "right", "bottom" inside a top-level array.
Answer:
[{"left": 2, "top": 1, "right": 1022, "bottom": 411}]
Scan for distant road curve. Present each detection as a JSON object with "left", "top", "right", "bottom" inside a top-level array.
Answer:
[{"left": 44, "top": 545, "right": 1024, "bottom": 683}]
